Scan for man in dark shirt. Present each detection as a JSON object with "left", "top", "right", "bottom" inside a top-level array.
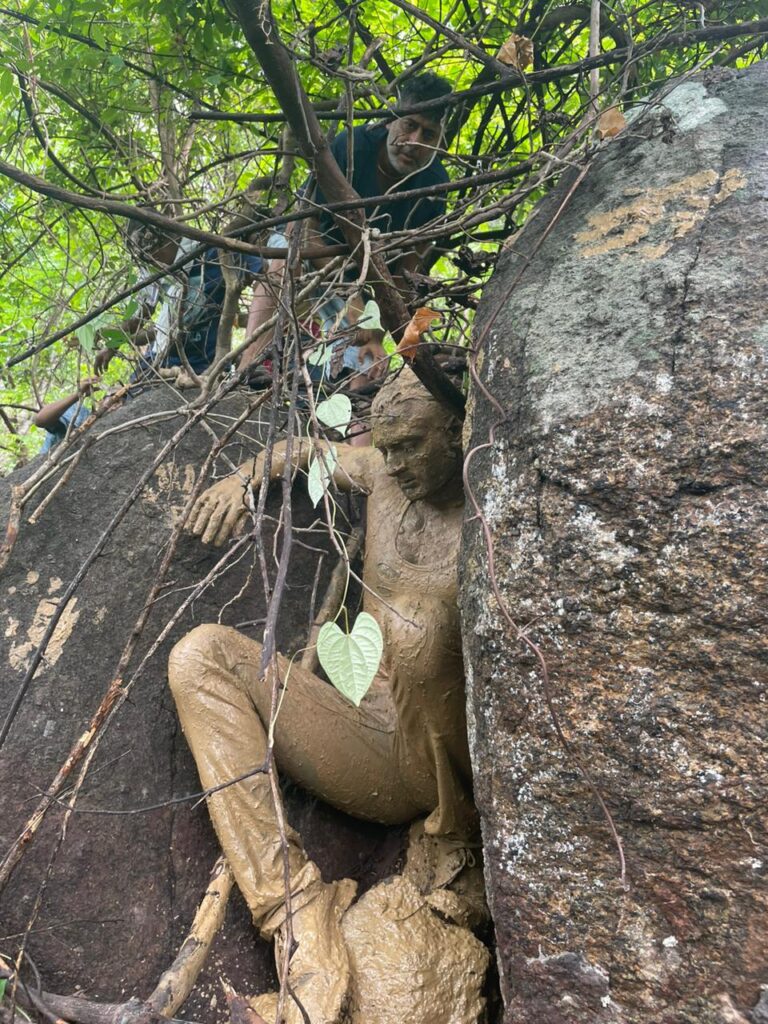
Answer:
[
  {"left": 241, "top": 72, "right": 452, "bottom": 389},
  {"left": 313, "top": 109, "right": 449, "bottom": 244}
]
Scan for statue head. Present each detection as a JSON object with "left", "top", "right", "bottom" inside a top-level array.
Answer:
[{"left": 371, "top": 369, "right": 463, "bottom": 502}]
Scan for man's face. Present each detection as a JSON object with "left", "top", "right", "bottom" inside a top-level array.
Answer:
[
  {"left": 127, "top": 226, "right": 176, "bottom": 269},
  {"left": 385, "top": 114, "right": 443, "bottom": 177},
  {"left": 373, "top": 404, "right": 461, "bottom": 501}
]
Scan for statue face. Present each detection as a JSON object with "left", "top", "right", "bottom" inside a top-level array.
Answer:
[{"left": 373, "top": 402, "right": 461, "bottom": 501}]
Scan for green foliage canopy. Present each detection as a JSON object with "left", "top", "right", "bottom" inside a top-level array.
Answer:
[{"left": 0, "top": 0, "right": 766, "bottom": 470}]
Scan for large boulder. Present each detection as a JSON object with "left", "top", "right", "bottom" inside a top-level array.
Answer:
[
  {"left": 461, "top": 64, "right": 768, "bottom": 1022},
  {"left": 0, "top": 386, "right": 403, "bottom": 1020}
]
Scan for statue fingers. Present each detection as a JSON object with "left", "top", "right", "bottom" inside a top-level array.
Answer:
[
  {"left": 215, "top": 502, "right": 248, "bottom": 546},
  {"left": 189, "top": 493, "right": 216, "bottom": 536},
  {"left": 200, "top": 502, "right": 231, "bottom": 546}
]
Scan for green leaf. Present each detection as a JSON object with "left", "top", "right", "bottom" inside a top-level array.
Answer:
[
  {"left": 307, "top": 445, "right": 337, "bottom": 507},
  {"left": 0, "top": 977, "right": 6, "bottom": 1001},
  {"left": 75, "top": 321, "right": 98, "bottom": 354},
  {"left": 101, "top": 328, "right": 127, "bottom": 349},
  {"left": 358, "top": 299, "right": 382, "bottom": 331},
  {"left": 383, "top": 333, "right": 403, "bottom": 369},
  {"left": 0, "top": 69, "right": 14, "bottom": 99},
  {"left": 316, "top": 612, "right": 383, "bottom": 706},
  {"left": 308, "top": 343, "right": 333, "bottom": 366},
  {"left": 91, "top": 23, "right": 107, "bottom": 48},
  {"left": 316, "top": 394, "right": 351, "bottom": 437}
]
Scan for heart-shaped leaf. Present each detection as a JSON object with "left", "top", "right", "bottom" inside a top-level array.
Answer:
[
  {"left": 307, "top": 445, "right": 337, "bottom": 507},
  {"left": 316, "top": 394, "right": 352, "bottom": 437},
  {"left": 395, "top": 307, "right": 441, "bottom": 362},
  {"left": 358, "top": 299, "right": 383, "bottom": 332},
  {"left": 316, "top": 612, "right": 383, "bottom": 706},
  {"left": 308, "top": 343, "right": 333, "bottom": 366},
  {"left": 596, "top": 105, "right": 627, "bottom": 140},
  {"left": 496, "top": 33, "right": 534, "bottom": 70}
]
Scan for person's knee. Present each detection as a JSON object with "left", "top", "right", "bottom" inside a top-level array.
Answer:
[{"left": 168, "top": 624, "right": 238, "bottom": 697}]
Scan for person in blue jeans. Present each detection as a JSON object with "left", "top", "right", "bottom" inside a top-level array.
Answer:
[
  {"left": 95, "top": 221, "right": 263, "bottom": 379},
  {"left": 140, "top": 245, "right": 264, "bottom": 377},
  {"left": 33, "top": 377, "right": 101, "bottom": 452}
]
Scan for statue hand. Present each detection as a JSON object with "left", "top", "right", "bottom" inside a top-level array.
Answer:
[{"left": 188, "top": 472, "right": 253, "bottom": 546}]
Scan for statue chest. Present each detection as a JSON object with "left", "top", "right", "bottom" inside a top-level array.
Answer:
[{"left": 363, "top": 488, "right": 462, "bottom": 668}]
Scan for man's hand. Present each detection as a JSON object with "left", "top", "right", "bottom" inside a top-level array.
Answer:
[
  {"left": 188, "top": 473, "right": 255, "bottom": 546},
  {"left": 158, "top": 366, "right": 198, "bottom": 389},
  {"left": 94, "top": 348, "right": 115, "bottom": 373},
  {"left": 354, "top": 328, "right": 389, "bottom": 381},
  {"left": 79, "top": 376, "right": 102, "bottom": 397}
]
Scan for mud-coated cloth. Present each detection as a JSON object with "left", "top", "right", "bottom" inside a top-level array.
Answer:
[{"left": 169, "top": 624, "right": 429, "bottom": 929}]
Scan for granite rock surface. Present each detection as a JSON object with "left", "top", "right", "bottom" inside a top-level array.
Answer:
[{"left": 461, "top": 62, "right": 768, "bottom": 1023}]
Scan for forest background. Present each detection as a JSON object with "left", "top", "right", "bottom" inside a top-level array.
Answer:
[{"left": 0, "top": 0, "right": 767, "bottom": 473}]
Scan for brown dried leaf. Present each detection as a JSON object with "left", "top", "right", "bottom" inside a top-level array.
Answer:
[
  {"left": 395, "top": 307, "right": 441, "bottom": 362},
  {"left": 496, "top": 33, "right": 533, "bottom": 70},
  {"left": 596, "top": 106, "right": 627, "bottom": 140}
]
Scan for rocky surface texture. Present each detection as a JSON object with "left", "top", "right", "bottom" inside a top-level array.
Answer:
[
  {"left": 461, "top": 63, "right": 767, "bottom": 1023},
  {"left": 0, "top": 387, "right": 402, "bottom": 1020}
]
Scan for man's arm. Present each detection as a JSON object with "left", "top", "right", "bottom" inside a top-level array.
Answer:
[
  {"left": 239, "top": 225, "right": 297, "bottom": 369},
  {"left": 94, "top": 289, "right": 159, "bottom": 372},
  {"left": 33, "top": 378, "right": 99, "bottom": 431},
  {"left": 239, "top": 267, "right": 281, "bottom": 368},
  {"left": 188, "top": 439, "right": 380, "bottom": 546}
]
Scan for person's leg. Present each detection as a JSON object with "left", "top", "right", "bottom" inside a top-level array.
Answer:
[
  {"left": 169, "top": 624, "right": 314, "bottom": 922},
  {"left": 168, "top": 623, "right": 425, "bottom": 909},
  {"left": 169, "top": 623, "right": 423, "bottom": 1024}
]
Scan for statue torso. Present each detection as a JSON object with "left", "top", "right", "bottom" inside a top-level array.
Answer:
[
  {"left": 362, "top": 472, "right": 474, "bottom": 838},
  {"left": 363, "top": 473, "right": 462, "bottom": 661}
]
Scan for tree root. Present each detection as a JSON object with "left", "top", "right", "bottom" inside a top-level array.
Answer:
[{"left": 147, "top": 856, "right": 233, "bottom": 1017}]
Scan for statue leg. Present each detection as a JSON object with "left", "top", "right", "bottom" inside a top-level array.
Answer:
[{"left": 168, "top": 623, "right": 425, "bottom": 1023}]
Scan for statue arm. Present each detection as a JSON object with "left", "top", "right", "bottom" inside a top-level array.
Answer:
[{"left": 188, "top": 439, "right": 378, "bottom": 546}]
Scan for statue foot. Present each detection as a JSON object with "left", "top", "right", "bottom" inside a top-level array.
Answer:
[
  {"left": 404, "top": 820, "right": 490, "bottom": 931},
  {"left": 252, "top": 877, "right": 357, "bottom": 1024},
  {"left": 341, "top": 874, "right": 490, "bottom": 1024}
]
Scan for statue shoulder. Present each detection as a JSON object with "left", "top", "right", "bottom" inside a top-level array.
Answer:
[{"left": 335, "top": 444, "right": 385, "bottom": 494}]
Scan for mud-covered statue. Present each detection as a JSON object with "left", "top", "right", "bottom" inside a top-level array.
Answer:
[{"left": 169, "top": 370, "right": 489, "bottom": 1024}]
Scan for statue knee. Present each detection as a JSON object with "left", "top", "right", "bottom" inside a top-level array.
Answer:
[{"left": 168, "top": 623, "right": 236, "bottom": 697}]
